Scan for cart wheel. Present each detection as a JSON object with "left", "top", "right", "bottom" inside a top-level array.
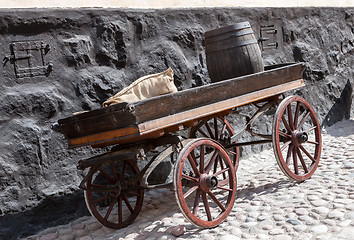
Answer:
[
  {"left": 190, "top": 117, "right": 240, "bottom": 185},
  {"left": 272, "top": 96, "right": 322, "bottom": 181},
  {"left": 84, "top": 160, "right": 144, "bottom": 229},
  {"left": 174, "top": 138, "right": 237, "bottom": 228}
]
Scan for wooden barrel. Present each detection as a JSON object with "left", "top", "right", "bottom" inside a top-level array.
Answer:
[{"left": 205, "top": 22, "right": 264, "bottom": 82}]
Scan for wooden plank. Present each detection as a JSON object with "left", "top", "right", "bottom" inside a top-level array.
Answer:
[
  {"left": 138, "top": 79, "right": 305, "bottom": 135},
  {"left": 59, "top": 102, "right": 136, "bottom": 139},
  {"left": 68, "top": 126, "right": 140, "bottom": 148},
  {"left": 132, "top": 63, "right": 305, "bottom": 124}
]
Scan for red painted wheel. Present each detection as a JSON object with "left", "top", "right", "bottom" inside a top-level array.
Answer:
[
  {"left": 84, "top": 160, "right": 144, "bottom": 229},
  {"left": 174, "top": 138, "right": 237, "bottom": 228},
  {"left": 272, "top": 96, "right": 322, "bottom": 181},
  {"left": 190, "top": 117, "right": 240, "bottom": 185}
]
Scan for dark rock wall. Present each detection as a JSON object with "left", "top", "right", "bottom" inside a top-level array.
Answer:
[{"left": 0, "top": 7, "right": 353, "bottom": 233}]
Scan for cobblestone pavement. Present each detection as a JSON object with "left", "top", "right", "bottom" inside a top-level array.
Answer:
[{"left": 25, "top": 119, "right": 354, "bottom": 240}]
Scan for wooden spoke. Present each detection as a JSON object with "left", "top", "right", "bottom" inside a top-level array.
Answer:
[
  {"left": 304, "top": 126, "right": 317, "bottom": 133},
  {"left": 118, "top": 196, "right": 122, "bottom": 223},
  {"left": 111, "top": 163, "right": 118, "bottom": 182},
  {"left": 299, "top": 145, "right": 316, "bottom": 163},
  {"left": 202, "top": 192, "right": 212, "bottom": 221},
  {"left": 205, "top": 150, "right": 219, "bottom": 174},
  {"left": 297, "top": 110, "right": 311, "bottom": 129},
  {"left": 205, "top": 122, "right": 215, "bottom": 139},
  {"left": 214, "top": 117, "right": 219, "bottom": 140},
  {"left": 286, "top": 144, "right": 294, "bottom": 166},
  {"left": 182, "top": 173, "right": 199, "bottom": 182},
  {"left": 219, "top": 158, "right": 227, "bottom": 179},
  {"left": 94, "top": 194, "right": 111, "bottom": 204},
  {"left": 287, "top": 104, "right": 294, "bottom": 130},
  {"left": 91, "top": 184, "right": 110, "bottom": 189},
  {"left": 294, "top": 102, "right": 301, "bottom": 129},
  {"left": 193, "top": 189, "right": 202, "bottom": 215},
  {"left": 200, "top": 145, "right": 205, "bottom": 174},
  {"left": 307, "top": 140, "right": 319, "bottom": 145},
  {"left": 208, "top": 191, "right": 227, "bottom": 212},
  {"left": 197, "top": 128, "right": 209, "bottom": 138},
  {"left": 123, "top": 195, "right": 134, "bottom": 213},
  {"left": 217, "top": 186, "right": 233, "bottom": 192},
  {"left": 281, "top": 141, "right": 291, "bottom": 152},
  {"left": 188, "top": 155, "right": 200, "bottom": 176},
  {"left": 297, "top": 148, "right": 309, "bottom": 173},
  {"left": 120, "top": 160, "right": 127, "bottom": 182},
  {"left": 213, "top": 167, "right": 230, "bottom": 177},
  {"left": 128, "top": 191, "right": 141, "bottom": 197},
  {"left": 99, "top": 168, "right": 114, "bottom": 184},
  {"left": 281, "top": 115, "right": 292, "bottom": 133},
  {"left": 279, "top": 131, "right": 291, "bottom": 139},
  {"left": 293, "top": 147, "right": 299, "bottom": 175},
  {"left": 104, "top": 196, "right": 118, "bottom": 220},
  {"left": 184, "top": 186, "right": 199, "bottom": 199}
]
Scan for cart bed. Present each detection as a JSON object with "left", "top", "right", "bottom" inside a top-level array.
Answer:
[{"left": 57, "top": 63, "right": 305, "bottom": 148}]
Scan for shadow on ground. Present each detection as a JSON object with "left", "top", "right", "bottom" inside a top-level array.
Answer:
[
  {"left": 0, "top": 191, "right": 90, "bottom": 240},
  {"left": 324, "top": 119, "right": 354, "bottom": 137}
]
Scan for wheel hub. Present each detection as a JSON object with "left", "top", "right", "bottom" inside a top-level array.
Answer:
[
  {"left": 200, "top": 174, "right": 218, "bottom": 191},
  {"left": 292, "top": 130, "right": 308, "bottom": 146}
]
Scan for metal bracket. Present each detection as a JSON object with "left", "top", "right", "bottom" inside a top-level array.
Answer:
[
  {"left": 259, "top": 25, "right": 279, "bottom": 51},
  {"left": 3, "top": 40, "right": 53, "bottom": 78}
]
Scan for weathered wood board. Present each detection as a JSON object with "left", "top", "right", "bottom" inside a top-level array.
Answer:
[{"left": 57, "top": 63, "right": 306, "bottom": 148}]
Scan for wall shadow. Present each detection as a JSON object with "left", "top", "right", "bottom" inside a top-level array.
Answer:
[
  {"left": 0, "top": 191, "right": 90, "bottom": 240},
  {"left": 322, "top": 79, "right": 353, "bottom": 127}
]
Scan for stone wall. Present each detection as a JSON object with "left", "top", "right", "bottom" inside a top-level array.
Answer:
[{"left": 0, "top": 7, "right": 353, "bottom": 238}]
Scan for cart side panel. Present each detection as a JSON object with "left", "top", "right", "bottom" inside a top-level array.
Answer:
[
  {"left": 132, "top": 63, "right": 305, "bottom": 124},
  {"left": 58, "top": 102, "right": 137, "bottom": 139}
]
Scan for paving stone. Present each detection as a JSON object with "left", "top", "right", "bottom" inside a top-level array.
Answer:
[
  {"left": 286, "top": 219, "right": 302, "bottom": 225},
  {"left": 60, "top": 234, "right": 75, "bottom": 240},
  {"left": 310, "top": 200, "right": 328, "bottom": 207},
  {"left": 26, "top": 235, "right": 39, "bottom": 240},
  {"left": 293, "top": 224, "right": 307, "bottom": 232},
  {"left": 272, "top": 235, "right": 292, "bottom": 240},
  {"left": 170, "top": 225, "right": 186, "bottom": 237},
  {"left": 312, "top": 207, "right": 329, "bottom": 216},
  {"left": 219, "top": 235, "right": 240, "bottom": 240},
  {"left": 328, "top": 210, "right": 345, "bottom": 219},
  {"left": 268, "top": 228, "right": 284, "bottom": 235},
  {"left": 294, "top": 208, "right": 309, "bottom": 215},
  {"left": 78, "top": 236, "right": 93, "bottom": 240},
  {"left": 338, "top": 227, "right": 354, "bottom": 239},
  {"left": 338, "top": 220, "right": 352, "bottom": 227},
  {"left": 310, "top": 225, "right": 328, "bottom": 234},
  {"left": 39, "top": 233, "right": 59, "bottom": 240}
]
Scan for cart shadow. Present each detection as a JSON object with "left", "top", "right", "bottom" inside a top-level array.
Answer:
[
  {"left": 236, "top": 179, "right": 296, "bottom": 201},
  {"left": 0, "top": 191, "right": 90, "bottom": 240},
  {"left": 130, "top": 179, "right": 297, "bottom": 239}
]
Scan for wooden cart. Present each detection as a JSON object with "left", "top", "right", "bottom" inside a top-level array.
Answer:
[{"left": 53, "top": 62, "right": 322, "bottom": 229}]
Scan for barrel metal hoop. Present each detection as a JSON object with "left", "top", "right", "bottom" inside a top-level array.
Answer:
[
  {"left": 205, "top": 22, "right": 251, "bottom": 38},
  {"left": 205, "top": 28, "right": 254, "bottom": 45},
  {"left": 205, "top": 39, "right": 259, "bottom": 53}
]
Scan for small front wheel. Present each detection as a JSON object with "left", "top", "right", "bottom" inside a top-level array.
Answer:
[
  {"left": 272, "top": 96, "right": 322, "bottom": 181},
  {"left": 84, "top": 160, "right": 144, "bottom": 229},
  {"left": 174, "top": 138, "right": 237, "bottom": 228}
]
